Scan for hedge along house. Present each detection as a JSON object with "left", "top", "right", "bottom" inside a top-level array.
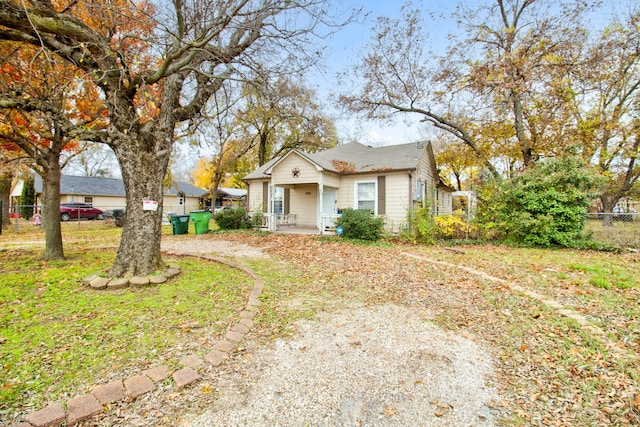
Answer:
[{"left": 243, "top": 141, "right": 453, "bottom": 234}]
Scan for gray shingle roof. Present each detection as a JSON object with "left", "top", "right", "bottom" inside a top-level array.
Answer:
[
  {"left": 243, "top": 141, "right": 427, "bottom": 180},
  {"left": 217, "top": 188, "right": 247, "bottom": 198},
  {"left": 34, "top": 175, "right": 207, "bottom": 197},
  {"left": 313, "top": 141, "right": 425, "bottom": 172}
]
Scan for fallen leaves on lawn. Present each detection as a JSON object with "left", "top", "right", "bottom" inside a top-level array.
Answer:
[{"left": 193, "top": 233, "right": 640, "bottom": 426}]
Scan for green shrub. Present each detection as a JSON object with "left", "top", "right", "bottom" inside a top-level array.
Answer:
[
  {"left": 336, "top": 208, "right": 385, "bottom": 240},
  {"left": 476, "top": 156, "right": 601, "bottom": 247},
  {"left": 434, "top": 212, "right": 477, "bottom": 240},
  {"left": 250, "top": 210, "right": 265, "bottom": 228},
  {"left": 405, "top": 204, "right": 437, "bottom": 244},
  {"left": 213, "top": 207, "right": 251, "bottom": 230},
  {"left": 20, "top": 174, "right": 35, "bottom": 219}
]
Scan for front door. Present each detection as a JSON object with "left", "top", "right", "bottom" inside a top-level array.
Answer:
[{"left": 322, "top": 189, "right": 336, "bottom": 214}]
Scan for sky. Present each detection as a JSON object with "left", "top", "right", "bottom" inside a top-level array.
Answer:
[
  {"left": 307, "top": 0, "right": 458, "bottom": 147},
  {"left": 82, "top": 0, "right": 631, "bottom": 180},
  {"left": 309, "top": 0, "right": 629, "bottom": 148}
]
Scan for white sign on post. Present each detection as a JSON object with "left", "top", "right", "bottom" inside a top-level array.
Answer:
[{"left": 143, "top": 200, "right": 158, "bottom": 211}]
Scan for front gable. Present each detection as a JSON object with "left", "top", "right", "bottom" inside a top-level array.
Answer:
[{"left": 267, "top": 150, "right": 324, "bottom": 185}]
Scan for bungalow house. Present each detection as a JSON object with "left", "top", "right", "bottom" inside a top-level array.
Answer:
[
  {"left": 243, "top": 141, "right": 454, "bottom": 234},
  {"left": 10, "top": 174, "right": 207, "bottom": 215}
]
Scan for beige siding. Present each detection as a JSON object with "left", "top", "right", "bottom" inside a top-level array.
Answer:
[
  {"left": 162, "top": 196, "right": 201, "bottom": 215},
  {"left": 335, "top": 172, "right": 410, "bottom": 229},
  {"left": 289, "top": 184, "right": 317, "bottom": 227},
  {"left": 323, "top": 172, "right": 340, "bottom": 188},
  {"left": 60, "top": 195, "right": 125, "bottom": 210},
  {"left": 55, "top": 194, "right": 200, "bottom": 215},
  {"left": 246, "top": 180, "right": 267, "bottom": 213},
  {"left": 271, "top": 154, "right": 321, "bottom": 185},
  {"left": 416, "top": 148, "right": 435, "bottom": 203},
  {"left": 384, "top": 172, "right": 411, "bottom": 225},
  {"left": 336, "top": 176, "right": 354, "bottom": 211}
]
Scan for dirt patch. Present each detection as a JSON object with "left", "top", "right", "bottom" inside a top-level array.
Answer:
[{"left": 161, "top": 236, "right": 268, "bottom": 259}]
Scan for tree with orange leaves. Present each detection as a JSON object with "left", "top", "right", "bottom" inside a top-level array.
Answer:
[
  {"left": 0, "top": 39, "right": 105, "bottom": 259},
  {"left": 0, "top": 0, "right": 349, "bottom": 276}
]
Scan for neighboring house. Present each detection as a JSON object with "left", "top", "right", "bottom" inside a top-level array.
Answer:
[
  {"left": 201, "top": 187, "right": 247, "bottom": 210},
  {"left": 10, "top": 174, "right": 207, "bottom": 215},
  {"left": 243, "top": 141, "right": 454, "bottom": 234}
]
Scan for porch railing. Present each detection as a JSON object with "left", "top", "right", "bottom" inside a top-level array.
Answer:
[
  {"left": 321, "top": 214, "right": 341, "bottom": 234},
  {"left": 276, "top": 213, "right": 297, "bottom": 226},
  {"left": 258, "top": 213, "right": 297, "bottom": 231}
]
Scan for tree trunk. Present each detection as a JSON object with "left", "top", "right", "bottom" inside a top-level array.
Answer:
[
  {"left": 110, "top": 141, "right": 170, "bottom": 277},
  {"left": 258, "top": 130, "right": 269, "bottom": 166},
  {"left": 0, "top": 170, "right": 11, "bottom": 226},
  {"left": 40, "top": 165, "right": 65, "bottom": 260},
  {"left": 600, "top": 194, "right": 617, "bottom": 227}
]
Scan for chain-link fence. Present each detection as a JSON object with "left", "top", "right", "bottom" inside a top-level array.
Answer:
[
  {"left": 3, "top": 204, "right": 127, "bottom": 233},
  {"left": 2, "top": 203, "right": 201, "bottom": 234},
  {"left": 585, "top": 212, "right": 640, "bottom": 248}
]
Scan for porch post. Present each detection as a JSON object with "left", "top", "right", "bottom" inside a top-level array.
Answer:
[
  {"left": 317, "top": 174, "right": 324, "bottom": 232},
  {"left": 269, "top": 184, "right": 276, "bottom": 232}
]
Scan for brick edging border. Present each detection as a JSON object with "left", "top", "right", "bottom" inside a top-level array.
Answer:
[{"left": 9, "top": 252, "right": 264, "bottom": 427}]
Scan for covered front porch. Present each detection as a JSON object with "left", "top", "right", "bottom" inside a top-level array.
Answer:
[
  {"left": 256, "top": 212, "right": 340, "bottom": 234},
  {"left": 259, "top": 182, "right": 340, "bottom": 235}
]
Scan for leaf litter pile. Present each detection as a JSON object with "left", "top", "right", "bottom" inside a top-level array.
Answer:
[{"left": 209, "top": 233, "right": 639, "bottom": 426}]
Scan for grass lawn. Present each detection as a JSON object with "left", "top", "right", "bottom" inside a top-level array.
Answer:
[
  {"left": 0, "top": 220, "right": 251, "bottom": 421},
  {"left": 1, "top": 220, "right": 639, "bottom": 425}
]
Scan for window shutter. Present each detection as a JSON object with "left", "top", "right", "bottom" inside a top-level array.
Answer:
[
  {"left": 284, "top": 188, "right": 290, "bottom": 214},
  {"left": 262, "top": 182, "right": 268, "bottom": 213},
  {"left": 377, "top": 176, "right": 386, "bottom": 215}
]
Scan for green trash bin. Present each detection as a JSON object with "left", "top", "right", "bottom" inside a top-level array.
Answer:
[
  {"left": 169, "top": 214, "right": 189, "bottom": 235},
  {"left": 189, "top": 210, "right": 211, "bottom": 235}
]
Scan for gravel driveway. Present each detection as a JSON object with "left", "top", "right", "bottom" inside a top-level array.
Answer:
[{"left": 180, "top": 304, "right": 500, "bottom": 427}]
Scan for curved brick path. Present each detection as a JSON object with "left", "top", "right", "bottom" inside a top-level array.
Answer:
[{"left": 9, "top": 252, "right": 265, "bottom": 427}]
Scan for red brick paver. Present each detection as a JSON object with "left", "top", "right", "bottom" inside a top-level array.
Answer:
[
  {"left": 124, "top": 374, "right": 155, "bottom": 399},
  {"left": 144, "top": 365, "right": 172, "bottom": 382},
  {"left": 205, "top": 349, "right": 226, "bottom": 367},
  {"left": 179, "top": 354, "right": 204, "bottom": 368},
  {"left": 232, "top": 322, "right": 250, "bottom": 334},
  {"left": 24, "top": 403, "right": 65, "bottom": 427},
  {"left": 213, "top": 339, "right": 236, "bottom": 352},
  {"left": 225, "top": 331, "right": 244, "bottom": 342},
  {"left": 91, "top": 380, "right": 124, "bottom": 404},
  {"left": 66, "top": 394, "right": 102, "bottom": 425},
  {"left": 173, "top": 367, "right": 201, "bottom": 389}
]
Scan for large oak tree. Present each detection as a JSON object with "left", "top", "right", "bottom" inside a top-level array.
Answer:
[
  {"left": 570, "top": 10, "right": 640, "bottom": 221},
  {"left": 0, "top": 0, "right": 340, "bottom": 276},
  {"left": 340, "top": 0, "right": 590, "bottom": 177}
]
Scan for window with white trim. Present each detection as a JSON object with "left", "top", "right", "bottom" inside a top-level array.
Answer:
[
  {"left": 273, "top": 187, "right": 284, "bottom": 214},
  {"left": 355, "top": 181, "right": 376, "bottom": 213}
]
